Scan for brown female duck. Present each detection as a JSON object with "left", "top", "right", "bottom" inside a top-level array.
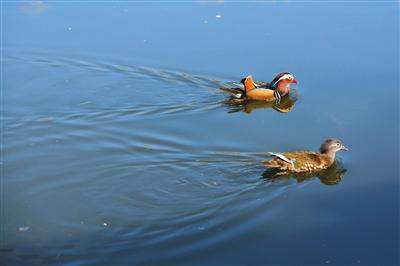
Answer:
[{"left": 264, "top": 139, "right": 349, "bottom": 173}]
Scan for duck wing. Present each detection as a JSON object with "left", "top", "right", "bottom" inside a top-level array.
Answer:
[
  {"left": 264, "top": 152, "right": 296, "bottom": 171},
  {"left": 220, "top": 77, "right": 273, "bottom": 99},
  {"left": 264, "top": 151, "right": 325, "bottom": 172},
  {"left": 254, "top": 81, "right": 273, "bottom": 89},
  {"left": 284, "top": 151, "right": 331, "bottom": 172}
]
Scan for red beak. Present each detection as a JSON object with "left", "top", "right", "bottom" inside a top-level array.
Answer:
[{"left": 292, "top": 79, "right": 298, "bottom": 84}]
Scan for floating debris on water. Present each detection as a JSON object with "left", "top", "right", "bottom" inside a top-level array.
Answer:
[
  {"left": 79, "top": 101, "right": 91, "bottom": 106},
  {"left": 20, "top": 1, "right": 48, "bottom": 15},
  {"left": 18, "top": 226, "right": 30, "bottom": 232},
  {"left": 37, "top": 117, "right": 53, "bottom": 122},
  {"left": 215, "top": 14, "right": 222, "bottom": 19}
]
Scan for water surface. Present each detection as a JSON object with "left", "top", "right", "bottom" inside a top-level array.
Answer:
[{"left": 1, "top": 2, "right": 399, "bottom": 265}]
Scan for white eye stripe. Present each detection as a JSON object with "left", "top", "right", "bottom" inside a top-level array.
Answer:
[{"left": 272, "top": 74, "right": 293, "bottom": 86}]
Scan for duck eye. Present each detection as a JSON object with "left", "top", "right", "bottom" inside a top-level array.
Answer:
[{"left": 336, "top": 143, "right": 340, "bottom": 146}]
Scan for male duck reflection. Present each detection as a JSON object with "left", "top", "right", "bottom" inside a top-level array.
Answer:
[
  {"left": 221, "top": 72, "right": 298, "bottom": 102},
  {"left": 263, "top": 139, "right": 349, "bottom": 173},
  {"left": 223, "top": 92, "right": 297, "bottom": 114}
]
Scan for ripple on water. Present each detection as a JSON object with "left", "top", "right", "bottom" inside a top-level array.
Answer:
[{"left": 3, "top": 51, "right": 305, "bottom": 264}]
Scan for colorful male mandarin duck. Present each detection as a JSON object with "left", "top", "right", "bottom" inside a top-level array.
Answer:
[
  {"left": 263, "top": 139, "right": 348, "bottom": 173},
  {"left": 221, "top": 72, "right": 297, "bottom": 102}
]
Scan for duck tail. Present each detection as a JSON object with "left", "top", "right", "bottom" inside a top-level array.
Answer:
[
  {"left": 263, "top": 160, "right": 282, "bottom": 169},
  {"left": 220, "top": 87, "right": 245, "bottom": 99}
]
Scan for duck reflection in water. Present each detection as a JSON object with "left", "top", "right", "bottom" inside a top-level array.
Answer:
[
  {"left": 262, "top": 163, "right": 347, "bottom": 186},
  {"left": 223, "top": 92, "right": 298, "bottom": 114}
]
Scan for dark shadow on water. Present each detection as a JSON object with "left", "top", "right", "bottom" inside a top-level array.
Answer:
[
  {"left": 222, "top": 93, "right": 298, "bottom": 114},
  {"left": 262, "top": 163, "right": 347, "bottom": 186}
]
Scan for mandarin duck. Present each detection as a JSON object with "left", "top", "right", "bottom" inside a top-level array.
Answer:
[
  {"left": 221, "top": 72, "right": 297, "bottom": 102},
  {"left": 263, "top": 139, "right": 348, "bottom": 173}
]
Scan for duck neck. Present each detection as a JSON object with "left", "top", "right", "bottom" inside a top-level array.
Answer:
[
  {"left": 275, "top": 82, "right": 290, "bottom": 96},
  {"left": 323, "top": 150, "right": 337, "bottom": 164}
]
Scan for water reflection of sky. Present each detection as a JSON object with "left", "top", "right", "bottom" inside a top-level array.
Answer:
[
  {"left": 5, "top": 2, "right": 398, "bottom": 79},
  {"left": 2, "top": 1, "right": 399, "bottom": 265}
]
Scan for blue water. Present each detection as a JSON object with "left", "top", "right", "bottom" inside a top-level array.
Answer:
[{"left": 1, "top": 2, "right": 399, "bottom": 265}]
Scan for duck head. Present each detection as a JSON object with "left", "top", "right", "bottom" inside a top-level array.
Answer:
[
  {"left": 319, "top": 138, "right": 349, "bottom": 162},
  {"left": 271, "top": 72, "right": 297, "bottom": 96}
]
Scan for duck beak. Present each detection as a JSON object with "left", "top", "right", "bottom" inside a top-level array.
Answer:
[
  {"left": 292, "top": 79, "right": 298, "bottom": 84},
  {"left": 341, "top": 145, "right": 349, "bottom": 151}
]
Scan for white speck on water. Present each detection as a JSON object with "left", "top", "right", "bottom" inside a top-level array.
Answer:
[
  {"left": 37, "top": 117, "right": 53, "bottom": 122},
  {"left": 215, "top": 14, "right": 222, "bottom": 19},
  {"left": 141, "top": 144, "right": 153, "bottom": 150},
  {"left": 18, "top": 226, "right": 30, "bottom": 232},
  {"left": 67, "top": 27, "right": 72, "bottom": 31},
  {"left": 8, "top": 123, "right": 23, "bottom": 128},
  {"left": 212, "top": 181, "right": 217, "bottom": 185},
  {"left": 103, "top": 222, "right": 108, "bottom": 227}
]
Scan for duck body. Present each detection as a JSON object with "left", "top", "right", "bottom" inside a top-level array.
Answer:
[
  {"left": 246, "top": 88, "right": 281, "bottom": 101},
  {"left": 264, "top": 151, "right": 333, "bottom": 172},
  {"left": 220, "top": 72, "right": 297, "bottom": 102},
  {"left": 263, "top": 139, "right": 348, "bottom": 173}
]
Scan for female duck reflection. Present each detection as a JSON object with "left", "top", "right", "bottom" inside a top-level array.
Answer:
[
  {"left": 220, "top": 73, "right": 298, "bottom": 114},
  {"left": 262, "top": 163, "right": 347, "bottom": 186}
]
